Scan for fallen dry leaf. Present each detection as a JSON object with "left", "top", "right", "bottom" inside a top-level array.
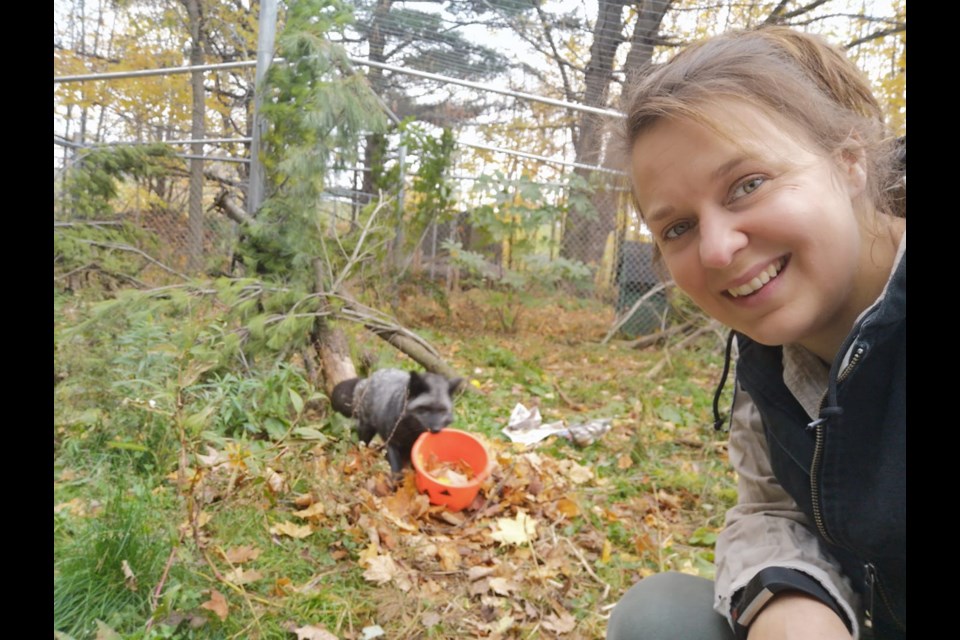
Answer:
[
  {"left": 200, "top": 589, "right": 229, "bottom": 621},
  {"left": 437, "top": 543, "right": 461, "bottom": 571},
  {"left": 265, "top": 467, "right": 288, "bottom": 494},
  {"left": 470, "top": 577, "right": 491, "bottom": 596},
  {"left": 601, "top": 539, "right": 612, "bottom": 563},
  {"left": 468, "top": 565, "right": 496, "bottom": 581},
  {"left": 362, "top": 554, "right": 400, "bottom": 585},
  {"left": 293, "top": 493, "right": 316, "bottom": 509},
  {"left": 223, "top": 545, "right": 262, "bottom": 564},
  {"left": 656, "top": 489, "right": 682, "bottom": 510},
  {"left": 224, "top": 567, "right": 263, "bottom": 585},
  {"left": 555, "top": 497, "right": 580, "bottom": 518},
  {"left": 422, "top": 611, "right": 441, "bottom": 628},
  {"left": 617, "top": 454, "right": 634, "bottom": 470},
  {"left": 542, "top": 611, "right": 577, "bottom": 634},
  {"left": 437, "top": 510, "right": 465, "bottom": 526},
  {"left": 54, "top": 497, "right": 86, "bottom": 516},
  {"left": 634, "top": 532, "right": 655, "bottom": 554},
  {"left": 383, "top": 477, "right": 431, "bottom": 521},
  {"left": 272, "top": 577, "right": 292, "bottom": 596},
  {"left": 490, "top": 510, "right": 537, "bottom": 546},
  {"left": 293, "top": 502, "right": 326, "bottom": 521},
  {"left": 423, "top": 579, "right": 443, "bottom": 596},
  {"left": 269, "top": 521, "right": 313, "bottom": 539},
  {"left": 179, "top": 511, "right": 212, "bottom": 532},
  {"left": 121, "top": 560, "right": 137, "bottom": 592},
  {"left": 561, "top": 460, "right": 594, "bottom": 484},
  {"left": 379, "top": 527, "right": 399, "bottom": 550},
  {"left": 293, "top": 625, "right": 338, "bottom": 640},
  {"left": 488, "top": 576, "right": 518, "bottom": 596},
  {"left": 196, "top": 446, "right": 227, "bottom": 468},
  {"left": 490, "top": 614, "right": 515, "bottom": 634},
  {"left": 361, "top": 625, "right": 386, "bottom": 639}
]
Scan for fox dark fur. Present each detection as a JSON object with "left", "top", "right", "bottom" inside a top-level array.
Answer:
[{"left": 331, "top": 369, "right": 463, "bottom": 475}]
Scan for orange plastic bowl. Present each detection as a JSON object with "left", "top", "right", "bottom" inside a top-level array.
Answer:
[{"left": 411, "top": 429, "right": 492, "bottom": 511}]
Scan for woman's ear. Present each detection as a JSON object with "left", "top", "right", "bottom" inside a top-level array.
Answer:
[{"left": 835, "top": 139, "right": 868, "bottom": 198}]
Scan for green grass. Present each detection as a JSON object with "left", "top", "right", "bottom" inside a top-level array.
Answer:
[
  {"left": 54, "top": 484, "right": 176, "bottom": 638},
  {"left": 55, "top": 284, "right": 738, "bottom": 639}
]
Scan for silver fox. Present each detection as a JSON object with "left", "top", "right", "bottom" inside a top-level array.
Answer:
[{"left": 330, "top": 369, "right": 463, "bottom": 475}]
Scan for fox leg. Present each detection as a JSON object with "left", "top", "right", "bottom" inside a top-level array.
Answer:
[
  {"left": 356, "top": 421, "right": 377, "bottom": 445},
  {"left": 385, "top": 445, "right": 407, "bottom": 476}
]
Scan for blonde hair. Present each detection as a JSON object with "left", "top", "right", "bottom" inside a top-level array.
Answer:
[{"left": 622, "top": 26, "right": 904, "bottom": 218}]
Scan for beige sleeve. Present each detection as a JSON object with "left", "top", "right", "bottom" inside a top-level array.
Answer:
[{"left": 712, "top": 382, "right": 863, "bottom": 638}]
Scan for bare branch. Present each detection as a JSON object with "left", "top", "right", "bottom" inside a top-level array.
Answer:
[
  {"left": 763, "top": 0, "right": 792, "bottom": 24},
  {"left": 779, "top": 0, "right": 831, "bottom": 20},
  {"left": 845, "top": 25, "right": 906, "bottom": 49}
]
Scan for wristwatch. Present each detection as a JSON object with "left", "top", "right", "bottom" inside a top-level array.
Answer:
[{"left": 731, "top": 567, "right": 850, "bottom": 640}]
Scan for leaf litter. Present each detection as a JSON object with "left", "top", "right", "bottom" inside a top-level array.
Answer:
[{"left": 65, "top": 296, "right": 733, "bottom": 638}]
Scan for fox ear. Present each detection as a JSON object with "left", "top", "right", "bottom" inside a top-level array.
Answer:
[
  {"left": 448, "top": 377, "right": 465, "bottom": 395},
  {"left": 408, "top": 371, "right": 429, "bottom": 396}
]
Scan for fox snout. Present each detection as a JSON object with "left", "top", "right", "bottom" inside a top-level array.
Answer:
[{"left": 424, "top": 415, "right": 454, "bottom": 434}]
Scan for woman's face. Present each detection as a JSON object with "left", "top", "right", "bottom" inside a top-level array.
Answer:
[{"left": 630, "top": 102, "right": 873, "bottom": 358}]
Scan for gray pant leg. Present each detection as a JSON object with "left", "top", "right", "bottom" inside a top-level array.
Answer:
[{"left": 607, "top": 572, "right": 735, "bottom": 640}]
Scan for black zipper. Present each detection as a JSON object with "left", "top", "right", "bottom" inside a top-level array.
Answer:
[
  {"left": 864, "top": 562, "right": 906, "bottom": 632},
  {"left": 808, "top": 344, "right": 865, "bottom": 545}
]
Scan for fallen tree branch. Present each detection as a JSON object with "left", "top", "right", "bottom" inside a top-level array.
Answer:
[
  {"left": 213, "top": 189, "right": 254, "bottom": 226},
  {"left": 601, "top": 280, "right": 674, "bottom": 344},
  {"left": 624, "top": 321, "right": 694, "bottom": 350},
  {"left": 55, "top": 262, "right": 149, "bottom": 289},
  {"left": 73, "top": 239, "right": 191, "bottom": 280},
  {"left": 209, "top": 190, "right": 463, "bottom": 386},
  {"left": 672, "top": 319, "right": 721, "bottom": 352}
]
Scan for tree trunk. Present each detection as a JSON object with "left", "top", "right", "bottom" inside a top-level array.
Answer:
[
  {"left": 560, "top": 0, "right": 626, "bottom": 265},
  {"left": 360, "top": 0, "right": 393, "bottom": 206},
  {"left": 561, "top": 0, "right": 673, "bottom": 266},
  {"left": 184, "top": 0, "right": 206, "bottom": 274},
  {"left": 311, "top": 259, "right": 358, "bottom": 396}
]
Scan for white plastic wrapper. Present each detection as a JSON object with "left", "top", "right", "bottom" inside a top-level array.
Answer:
[{"left": 502, "top": 403, "right": 611, "bottom": 446}]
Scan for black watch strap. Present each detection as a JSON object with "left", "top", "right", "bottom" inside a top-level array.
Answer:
[{"left": 730, "top": 567, "right": 850, "bottom": 640}]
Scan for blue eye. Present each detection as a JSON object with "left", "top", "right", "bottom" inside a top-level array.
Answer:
[
  {"left": 664, "top": 220, "right": 694, "bottom": 240},
  {"left": 732, "top": 176, "right": 765, "bottom": 200}
]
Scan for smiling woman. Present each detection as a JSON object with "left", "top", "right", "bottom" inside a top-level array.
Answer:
[
  {"left": 631, "top": 101, "right": 894, "bottom": 362},
  {"left": 607, "top": 26, "right": 905, "bottom": 640}
]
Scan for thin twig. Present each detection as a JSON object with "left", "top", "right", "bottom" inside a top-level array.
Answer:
[
  {"left": 553, "top": 381, "right": 587, "bottom": 411},
  {"left": 562, "top": 537, "right": 609, "bottom": 588},
  {"left": 54, "top": 220, "right": 124, "bottom": 227},
  {"left": 54, "top": 262, "right": 148, "bottom": 289},
  {"left": 331, "top": 198, "right": 390, "bottom": 293},
  {"left": 624, "top": 321, "right": 694, "bottom": 350},
  {"left": 144, "top": 535, "right": 183, "bottom": 633},
  {"left": 73, "top": 238, "right": 191, "bottom": 280},
  {"left": 672, "top": 320, "right": 721, "bottom": 351}
]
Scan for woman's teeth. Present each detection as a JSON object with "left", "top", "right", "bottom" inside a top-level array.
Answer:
[{"left": 728, "top": 259, "right": 784, "bottom": 298}]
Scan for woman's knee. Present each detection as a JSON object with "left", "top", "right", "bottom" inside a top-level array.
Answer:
[{"left": 606, "top": 572, "right": 733, "bottom": 640}]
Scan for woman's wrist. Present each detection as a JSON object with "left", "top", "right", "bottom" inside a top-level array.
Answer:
[
  {"left": 731, "top": 567, "right": 851, "bottom": 639},
  {"left": 747, "top": 592, "right": 852, "bottom": 639}
]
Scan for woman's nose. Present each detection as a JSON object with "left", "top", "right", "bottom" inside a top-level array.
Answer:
[{"left": 698, "top": 211, "right": 747, "bottom": 269}]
